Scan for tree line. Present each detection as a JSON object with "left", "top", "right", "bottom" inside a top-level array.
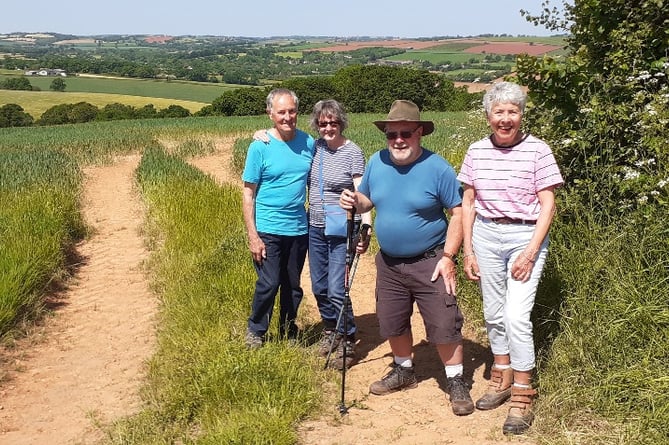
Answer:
[
  {"left": 0, "top": 65, "right": 479, "bottom": 127},
  {"left": 0, "top": 35, "right": 513, "bottom": 85}
]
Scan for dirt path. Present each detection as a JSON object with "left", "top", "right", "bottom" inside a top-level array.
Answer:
[
  {"left": 0, "top": 155, "right": 156, "bottom": 445},
  {"left": 0, "top": 140, "right": 531, "bottom": 445},
  {"left": 193, "top": 141, "right": 531, "bottom": 445}
]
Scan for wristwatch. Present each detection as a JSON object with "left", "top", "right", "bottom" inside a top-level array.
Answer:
[{"left": 442, "top": 251, "right": 458, "bottom": 265}]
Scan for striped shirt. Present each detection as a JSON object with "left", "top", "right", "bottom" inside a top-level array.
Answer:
[
  {"left": 457, "top": 134, "right": 563, "bottom": 220},
  {"left": 308, "top": 138, "right": 366, "bottom": 227}
]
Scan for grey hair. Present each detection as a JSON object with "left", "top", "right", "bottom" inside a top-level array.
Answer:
[
  {"left": 266, "top": 88, "right": 299, "bottom": 112},
  {"left": 483, "top": 81, "right": 527, "bottom": 115},
  {"left": 310, "top": 99, "right": 349, "bottom": 132}
]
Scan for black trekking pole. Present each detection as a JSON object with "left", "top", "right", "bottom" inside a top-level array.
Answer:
[
  {"left": 337, "top": 205, "right": 356, "bottom": 414},
  {"left": 323, "top": 221, "right": 371, "bottom": 370}
]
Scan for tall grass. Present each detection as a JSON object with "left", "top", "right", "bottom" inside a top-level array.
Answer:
[
  {"left": 0, "top": 149, "right": 84, "bottom": 335},
  {"left": 111, "top": 146, "right": 323, "bottom": 443},
  {"left": 531, "top": 200, "right": 669, "bottom": 444},
  {"left": 1, "top": 111, "right": 665, "bottom": 444}
]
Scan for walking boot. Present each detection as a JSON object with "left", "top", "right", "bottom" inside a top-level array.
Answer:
[
  {"left": 369, "top": 363, "right": 417, "bottom": 395},
  {"left": 476, "top": 366, "right": 513, "bottom": 410},
  {"left": 317, "top": 330, "right": 340, "bottom": 357},
  {"left": 328, "top": 339, "right": 357, "bottom": 370},
  {"left": 445, "top": 375, "right": 475, "bottom": 415},
  {"left": 502, "top": 385, "right": 537, "bottom": 435}
]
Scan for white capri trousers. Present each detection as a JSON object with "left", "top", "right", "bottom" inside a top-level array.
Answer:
[{"left": 473, "top": 216, "right": 549, "bottom": 371}]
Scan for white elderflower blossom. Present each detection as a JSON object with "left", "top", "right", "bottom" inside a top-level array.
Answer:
[
  {"left": 622, "top": 167, "right": 640, "bottom": 180},
  {"left": 634, "top": 158, "right": 656, "bottom": 167}
]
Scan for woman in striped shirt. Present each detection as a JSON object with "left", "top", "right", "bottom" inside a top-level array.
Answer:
[{"left": 457, "top": 81, "right": 564, "bottom": 435}]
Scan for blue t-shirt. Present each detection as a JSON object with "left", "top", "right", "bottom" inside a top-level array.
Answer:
[
  {"left": 359, "top": 148, "right": 462, "bottom": 257},
  {"left": 242, "top": 130, "right": 315, "bottom": 236}
]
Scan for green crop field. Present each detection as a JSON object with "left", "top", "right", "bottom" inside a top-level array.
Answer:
[
  {"left": 0, "top": 73, "right": 243, "bottom": 103},
  {"left": 386, "top": 52, "right": 486, "bottom": 64}
]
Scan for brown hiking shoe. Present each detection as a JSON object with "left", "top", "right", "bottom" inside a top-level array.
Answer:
[
  {"left": 328, "top": 340, "right": 357, "bottom": 370},
  {"left": 446, "top": 375, "right": 475, "bottom": 415},
  {"left": 503, "top": 386, "right": 537, "bottom": 435},
  {"left": 317, "top": 330, "right": 340, "bottom": 357},
  {"left": 369, "top": 363, "right": 417, "bottom": 395},
  {"left": 244, "top": 329, "right": 263, "bottom": 350},
  {"left": 476, "top": 366, "right": 513, "bottom": 410}
]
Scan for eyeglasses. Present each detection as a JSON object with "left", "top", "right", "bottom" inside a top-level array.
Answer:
[
  {"left": 318, "top": 121, "right": 340, "bottom": 128},
  {"left": 385, "top": 127, "right": 419, "bottom": 140}
]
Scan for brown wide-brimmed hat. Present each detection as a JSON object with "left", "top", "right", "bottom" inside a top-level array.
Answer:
[{"left": 373, "top": 100, "right": 434, "bottom": 136}]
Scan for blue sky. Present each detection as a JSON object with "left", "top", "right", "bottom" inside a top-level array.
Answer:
[{"left": 0, "top": 1, "right": 560, "bottom": 38}]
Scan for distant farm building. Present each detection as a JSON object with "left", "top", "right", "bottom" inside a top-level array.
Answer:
[{"left": 25, "top": 68, "right": 67, "bottom": 77}]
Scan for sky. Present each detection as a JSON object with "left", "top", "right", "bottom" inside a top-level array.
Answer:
[{"left": 0, "top": 1, "right": 558, "bottom": 38}]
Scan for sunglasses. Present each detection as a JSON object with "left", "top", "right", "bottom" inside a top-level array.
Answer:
[
  {"left": 318, "top": 120, "right": 340, "bottom": 128},
  {"left": 385, "top": 127, "right": 419, "bottom": 140}
]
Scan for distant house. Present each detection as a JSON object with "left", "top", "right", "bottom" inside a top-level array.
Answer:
[{"left": 25, "top": 68, "right": 67, "bottom": 77}]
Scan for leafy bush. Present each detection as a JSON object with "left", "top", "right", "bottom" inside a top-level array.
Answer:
[
  {"left": 0, "top": 76, "right": 32, "bottom": 91},
  {"left": 518, "top": 0, "right": 669, "bottom": 222},
  {"left": 0, "top": 104, "right": 34, "bottom": 128},
  {"left": 516, "top": 1, "right": 669, "bottom": 441}
]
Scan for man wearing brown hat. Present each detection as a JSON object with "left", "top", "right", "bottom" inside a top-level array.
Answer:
[{"left": 340, "top": 100, "right": 473, "bottom": 415}]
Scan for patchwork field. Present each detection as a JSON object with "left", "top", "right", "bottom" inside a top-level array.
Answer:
[{"left": 307, "top": 37, "right": 563, "bottom": 56}]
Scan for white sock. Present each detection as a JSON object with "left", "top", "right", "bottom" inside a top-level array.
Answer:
[
  {"left": 444, "top": 364, "right": 464, "bottom": 378},
  {"left": 394, "top": 356, "right": 413, "bottom": 368},
  {"left": 494, "top": 363, "right": 511, "bottom": 370},
  {"left": 513, "top": 382, "right": 531, "bottom": 389}
]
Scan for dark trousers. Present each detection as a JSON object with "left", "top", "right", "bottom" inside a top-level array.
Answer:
[{"left": 247, "top": 232, "right": 308, "bottom": 338}]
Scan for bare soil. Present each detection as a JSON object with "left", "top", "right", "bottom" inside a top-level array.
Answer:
[
  {"left": 0, "top": 141, "right": 533, "bottom": 445},
  {"left": 306, "top": 38, "right": 561, "bottom": 57}
]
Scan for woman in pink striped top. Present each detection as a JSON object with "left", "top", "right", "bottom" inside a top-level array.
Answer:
[{"left": 457, "top": 81, "right": 563, "bottom": 435}]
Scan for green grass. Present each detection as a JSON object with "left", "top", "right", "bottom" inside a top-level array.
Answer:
[
  {"left": 1, "top": 110, "right": 666, "bottom": 444},
  {"left": 531, "top": 205, "right": 669, "bottom": 444},
  {"left": 0, "top": 73, "right": 242, "bottom": 103},
  {"left": 0, "top": 149, "right": 84, "bottom": 335},
  {"left": 385, "top": 52, "right": 486, "bottom": 64},
  {"left": 111, "top": 146, "right": 324, "bottom": 444},
  {"left": 0, "top": 89, "right": 207, "bottom": 119}
]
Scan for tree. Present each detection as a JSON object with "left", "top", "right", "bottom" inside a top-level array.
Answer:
[
  {"left": 280, "top": 76, "right": 337, "bottom": 115},
  {"left": 517, "top": 0, "right": 669, "bottom": 219},
  {"left": 68, "top": 102, "right": 98, "bottom": 123},
  {"left": 211, "top": 88, "right": 268, "bottom": 116},
  {"left": 157, "top": 105, "right": 191, "bottom": 118},
  {"left": 0, "top": 104, "right": 34, "bottom": 127},
  {"left": 50, "top": 77, "right": 66, "bottom": 92},
  {"left": 332, "top": 65, "right": 471, "bottom": 113},
  {"left": 39, "top": 103, "right": 75, "bottom": 126},
  {"left": 1, "top": 76, "right": 32, "bottom": 91},
  {"left": 97, "top": 103, "right": 137, "bottom": 121}
]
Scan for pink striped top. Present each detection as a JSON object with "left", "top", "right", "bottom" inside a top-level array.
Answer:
[{"left": 457, "top": 134, "right": 564, "bottom": 220}]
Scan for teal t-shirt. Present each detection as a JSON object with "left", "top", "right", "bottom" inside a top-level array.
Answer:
[
  {"left": 359, "top": 148, "right": 462, "bottom": 257},
  {"left": 242, "top": 130, "right": 315, "bottom": 236}
]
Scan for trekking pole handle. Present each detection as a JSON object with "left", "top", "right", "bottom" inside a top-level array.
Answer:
[{"left": 359, "top": 223, "right": 371, "bottom": 243}]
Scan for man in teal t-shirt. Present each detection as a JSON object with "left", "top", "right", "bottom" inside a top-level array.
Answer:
[
  {"left": 242, "top": 88, "right": 314, "bottom": 348},
  {"left": 340, "top": 100, "right": 474, "bottom": 416}
]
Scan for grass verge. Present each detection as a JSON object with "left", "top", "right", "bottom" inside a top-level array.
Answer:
[{"left": 106, "top": 145, "right": 324, "bottom": 443}]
